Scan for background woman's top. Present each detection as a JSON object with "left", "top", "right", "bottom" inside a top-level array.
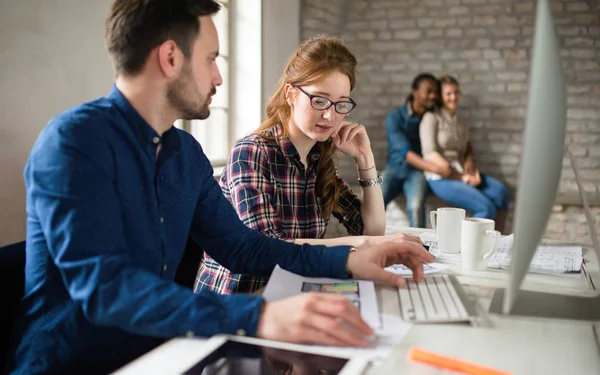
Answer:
[
  {"left": 420, "top": 108, "right": 470, "bottom": 180},
  {"left": 195, "top": 124, "right": 364, "bottom": 294}
]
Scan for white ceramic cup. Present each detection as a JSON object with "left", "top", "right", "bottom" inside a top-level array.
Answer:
[
  {"left": 430, "top": 207, "right": 465, "bottom": 253},
  {"left": 461, "top": 218, "right": 500, "bottom": 271}
]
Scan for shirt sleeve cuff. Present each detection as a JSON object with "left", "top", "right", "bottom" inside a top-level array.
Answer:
[
  {"left": 204, "top": 293, "right": 265, "bottom": 338},
  {"left": 322, "top": 245, "right": 353, "bottom": 279},
  {"left": 399, "top": 146, "right": 410, "bottom": 161}
]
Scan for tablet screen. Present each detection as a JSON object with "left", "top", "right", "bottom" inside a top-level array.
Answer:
[{"left": 183, "top": 340, "right": 350, "bottom": 375}]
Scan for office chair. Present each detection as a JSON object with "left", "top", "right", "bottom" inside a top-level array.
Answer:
[
  {"left": 175, "top": 237, "right": 204, "bottom": 290},
  {"left": 0, "top": 241, "right": 26, "bottom": 371}
]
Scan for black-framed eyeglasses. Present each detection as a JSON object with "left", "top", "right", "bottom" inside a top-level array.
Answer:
[{"left": 293, "top": 85, "right": 357, "bottom": 114}]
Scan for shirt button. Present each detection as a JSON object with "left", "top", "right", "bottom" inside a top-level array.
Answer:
[
  {"left": 236, "top": 329, "right": 246, "bottom": 336},
  {"left": 160, "top": 217, "right": 164, "bottom": 223},
  {"left": 152, "top": 136, "right": 160, "bottom": 144},
  {"left": 163, "top": 264, "right": 168, "bottom": 271},
  {"left": 186, "top": 331, "right": 194, "bottom": 338}
]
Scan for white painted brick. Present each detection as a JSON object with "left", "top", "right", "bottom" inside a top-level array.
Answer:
[
  {"left": 357, "top": 31, "right": 376, "bottom": 41},
  {"left": 445, "top": 61, "right": 469, "bottom": 71},
  {"left": 570, "top": 49, "right": 596, "bottom": 59},
  {"left": 378, "top": 31, "right": 392, "bottom": 40},
  {"left": 487, "top": 83, "right": 506, "bottom": 92},
  {"left": 448, "top": 6, "right": 469, "bottom": 16},
  {"left": 495, "top": 39, "right": 517, "bottom": 48},
  {"left": 468, "top": 60, "right": 491, "bottom": 71},
  {"left": 497, "top": 72, "right": 527, "bottom": 81},
  {"left": 447, "top": 28, "right": 463, "bottom": 38},
  {"left": 473, "top": 16, "right": 496, "bottom": 26},
  {"left": 393, "top": 29, "right": 422, "bottom": 40},
  {"left": 566, "top": 2, "right": 590, "bottom": 12},
  {"left": 483, "top": 49, "right": 501, "bottom": 58},
  {"left": 565, "top": 37, "right": 595, "bottom": 48},
  {"left": 435, "top": 18, "right": 457, "bottom": 28},
  {"left": 476, "top": 38, "right": 492, "bottom": 48},
  {"left": 417, "top": 17, "right": 435, "bottom": 28},
  {"left": 440, "top": 50, "right": 459, "bottom": 60},
  {"left": 502, "top": 48, "right": 527, "bottom": 60},
  {"left": 458, "top": 17, "right": 472, "bottom": 26},
  {"left": 460, "top": 49, "right": 482, "bottom": 59},
  {"left": 427, "top": 29, "right": 444, "bottom": 38},
  {"left": 465, "top": 28, "right": 487, "bottom": 37},
  {"left": 514, "top": 2, "right": 534, "bottom": 13},
  {"left": 498, "top": 16, "right": 518, "bottom": 26},
  {"left": 389, "top": 19, "right": 417, "bottom": 29}
]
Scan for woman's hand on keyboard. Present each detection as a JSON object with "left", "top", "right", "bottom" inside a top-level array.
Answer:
[
  {"left": 360, "top": 233, "right": 423, "bottom": 249},
  {"left": 346, "top": 241, "right": 434, "bottom": 286}
]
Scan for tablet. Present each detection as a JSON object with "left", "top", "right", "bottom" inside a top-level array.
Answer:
[{"left": 182, "top": 336, "right": 371, "bottom": 375}]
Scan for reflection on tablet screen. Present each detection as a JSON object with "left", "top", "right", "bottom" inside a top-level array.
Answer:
[{"left": 183, "top": 340, "right": 350, "bottom": 375}]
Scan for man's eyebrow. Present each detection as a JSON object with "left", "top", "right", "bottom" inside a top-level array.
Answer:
[
  {"left": 209, "top": 50, "right": 219, "bottom": 58},
  {"left": 312, "top": 90, "right": 350, "bottom": 99}
]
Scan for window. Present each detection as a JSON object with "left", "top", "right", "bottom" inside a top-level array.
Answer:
[
  {"left": 176, "top": 0, "right": 299, "bottom": 172},
  {"left": 181, "top": 0, "right": 230, "bottom": 166}
]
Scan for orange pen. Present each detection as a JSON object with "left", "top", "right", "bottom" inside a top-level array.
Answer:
[{"left": 408, "top": 347, "right": 512, "bottom": 375}]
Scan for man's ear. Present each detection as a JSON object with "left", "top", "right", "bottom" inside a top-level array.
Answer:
[{"left": 157, "top": 40, "right": 184, "bottom": 79}]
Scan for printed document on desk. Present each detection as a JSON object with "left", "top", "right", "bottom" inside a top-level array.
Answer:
[
  {"left": 263, "top": 266, "right": 413, "bottom": 360},
  {"left": 418, "top": 232, "right": 462, "bottom": 264},
  {"left": 385, "top": 262, "right": 450, "bottom": 276},
  {"left": 487, "top": 233, "right": 583, "bottom": 277},
  {"left": 264, "top": 265, "right": 381, "bottom": 328}
]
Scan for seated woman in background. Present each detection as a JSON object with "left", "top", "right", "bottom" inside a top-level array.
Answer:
[
  {"left": 419, "top": 75, "right": 509, "bottom": 231},
  {"left": 195, "top": 35, "right": 421, "bottom": 295}
]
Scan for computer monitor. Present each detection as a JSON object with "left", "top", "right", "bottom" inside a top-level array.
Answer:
[{"left": 488, "top": 0, "right": 600, "bottom": 320}]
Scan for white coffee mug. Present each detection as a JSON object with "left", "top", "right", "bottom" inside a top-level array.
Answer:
[
  {"left": 461, "top": 218, "right": 500, "bottom": 271},
  {"left": 430, "top": 207, "right": 465, "bottom": 253}
]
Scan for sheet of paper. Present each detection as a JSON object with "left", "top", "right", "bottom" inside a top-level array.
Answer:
[
  {"left": 418, "top": 232, "right": 462, "bottom": 264},
  {"left": 228, "top": 314, "right": 412, "bottom": 361},
  {"left": 487, "top": 234, "right": 583, "bottom": 277},
  {"left": 385, "top": 262, "right": 450, "bottom": 276},
  {"left": 263, "top": 265, "right": 381, "bottom": 329}
]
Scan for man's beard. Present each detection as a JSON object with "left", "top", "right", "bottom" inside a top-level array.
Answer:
[{"left": 167, "top": 64, "right": 214, "bottom": 120}]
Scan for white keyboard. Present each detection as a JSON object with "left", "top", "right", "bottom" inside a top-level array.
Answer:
[{"left": 398, "top": 274, "right": 474, "bottom": 323}]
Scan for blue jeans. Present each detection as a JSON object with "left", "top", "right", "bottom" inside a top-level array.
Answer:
[
  {"left": 382, "top": 167, "right": 427, "bottom": 228},
  {"left": 427, "top": 174, "right": 510, "bottom": 219}
]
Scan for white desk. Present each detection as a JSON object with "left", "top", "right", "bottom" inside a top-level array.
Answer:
[
  {"left": 376, "top": 227, "right": 600, "bottom": 374},
  {"left": 115, "top": 228, "right": 600, "bottom": 374}
]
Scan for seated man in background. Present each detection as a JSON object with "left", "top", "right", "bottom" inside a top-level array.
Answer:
[
  {"left": 382, "top": 73, "right": 452, "bottom": 228},
  {"left": 6, "top": 1, "right": 432, "bottom": 374}
]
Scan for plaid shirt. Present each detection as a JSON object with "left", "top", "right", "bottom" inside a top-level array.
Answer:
[{"left": 195, "top": 125, "right": 364, "bottom": 294}]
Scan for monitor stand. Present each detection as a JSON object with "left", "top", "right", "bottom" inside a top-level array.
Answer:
[{"left": 489, "top": 288, "right": 600, "bottom": 321}]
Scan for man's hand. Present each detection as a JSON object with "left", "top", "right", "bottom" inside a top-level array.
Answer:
[
  {"left": 347, "top": 241, "right": 433, "bottom": 286},
  {"left": 256, "top": 293, "right": 373, "bottom": 347}
]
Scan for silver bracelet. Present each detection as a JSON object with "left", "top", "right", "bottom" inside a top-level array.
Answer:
[{"left": 358, "top": 171, "right": 383, "bottom": 187}]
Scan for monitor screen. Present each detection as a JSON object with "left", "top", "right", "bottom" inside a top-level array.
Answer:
[{"left": 182, "top": 340, "right": 351, "bottom": 375}]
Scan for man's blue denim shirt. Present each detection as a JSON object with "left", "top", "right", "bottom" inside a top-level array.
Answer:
[
  {"left": 385, "top": 102, "right": 424, "bottom": 178},
  {"left": 8, "top": 86, "right": 351, "bottom": 374}
]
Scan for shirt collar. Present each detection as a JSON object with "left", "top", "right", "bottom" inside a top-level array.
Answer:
[
  {"left": 269, "top": 124, "right": 320, "bottom": 165},
  {"left": 405, "top": 102, "right": 414, "bottom": 117},
  {"left": 107, "top": 85, "right": 181, "bottom": 153}
]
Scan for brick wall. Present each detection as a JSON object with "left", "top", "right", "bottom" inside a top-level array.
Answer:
[{"left": 302, "top": 0, "right": 600, "bottom": 244}]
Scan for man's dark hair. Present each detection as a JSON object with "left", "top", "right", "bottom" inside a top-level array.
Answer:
[
  {"left": 105, "top": 0, "right": 221, "bottom": 76},
  {"left": 406, "top": 72, "right": 437, "bottom": 103}
]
